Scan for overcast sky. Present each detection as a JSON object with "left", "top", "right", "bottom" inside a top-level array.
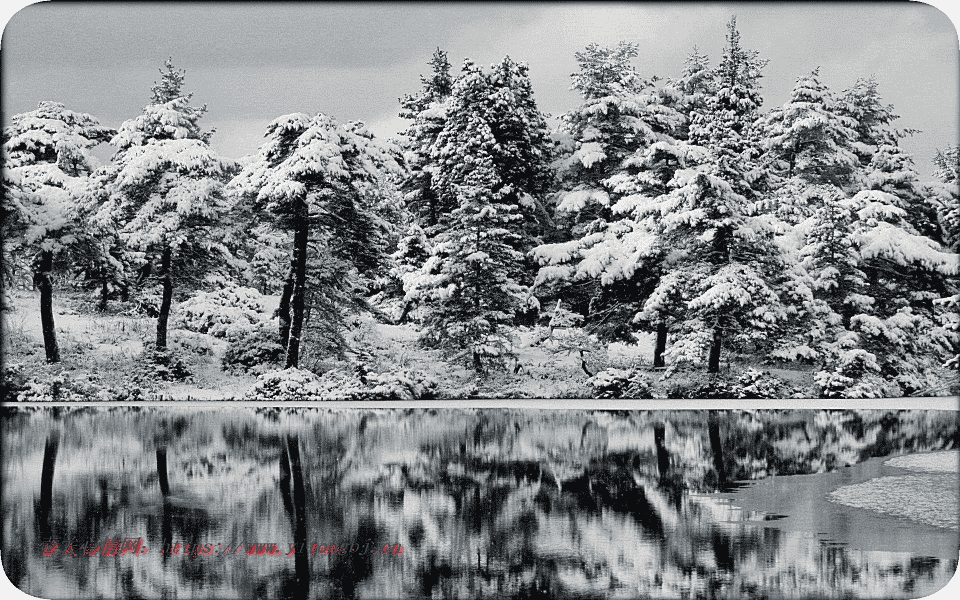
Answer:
[{"left": 2, "top": 2, "right": 958, "bottom": 178}]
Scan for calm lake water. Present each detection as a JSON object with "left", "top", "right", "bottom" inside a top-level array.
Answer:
[{"left": 2, "top": 407, "right": 957, "bottom": 599}]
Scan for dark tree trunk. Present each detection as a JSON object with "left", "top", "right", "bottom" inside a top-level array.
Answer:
[
  {"left": 278, "top": 263, "right": 294, "bottom": 349},
  {"left": 708, "top": 412, "right": 726, "bottom": 488},
  {"left": 279, "top": 443, "right": 294, "bottom": 516},
  {"left": 38, "top": 435, "right": 59, "bottom": 533},
  {"left": 156, "top": 447, "right": 170, "bottom": 497},
  {"left": 98, "top": 269, "right": 109, "bottom": 312},
  {"left": 156, "top": 246, "right": 173, "bottom": 350},
  {"left": 653, "top": 322, "right": 668, "bottom": 368},
  {"left": 286, "top": 436, "right": 310, "bottom": 599},
  {"left": 653, "top": 423, "right": 670, "bottom": 479},
  {"left": 285, "top": 203, "right": 309, "bottom": 369},
  {"left": 36, "top": 250, "right": 60, "bottom": 363},
  {"left": 707, "top": 325, "right": 723, "bottom": 374}
]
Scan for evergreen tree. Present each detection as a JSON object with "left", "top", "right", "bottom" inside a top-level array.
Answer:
[
  {"left": 405, "top": 56, "right": 551, "bottom": 373},
  {"left": 100, "top": 60, "right": 237, "bottom": 350},
  {"left": 533, "top": 42, "right": 684, "bottom": 348},
  {"left": 2, "top": 101, "right": 115, "bottom": 362},
  {"left": 836, "top": 75, "right": 915, "bottom": 169},
  {"left": 758, "top": 69, "right": 859, "bottom": 190},
  {"left": 930, "top": 145, "right": 959, "bottom": 251},
  {"left": 398, "top": 48, "right": 455, "bottom": 230},
  {"left": 228, "top": 114, "right": 403, "bottom": 368}
]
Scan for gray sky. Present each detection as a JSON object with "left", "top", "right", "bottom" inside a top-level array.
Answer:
[{"left": 2, "top": 2, "right": 958, "bottom": 178}]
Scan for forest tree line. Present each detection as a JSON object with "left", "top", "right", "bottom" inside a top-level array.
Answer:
[{"left": 3, "top": 18, "right": 958, "bottom": 398}]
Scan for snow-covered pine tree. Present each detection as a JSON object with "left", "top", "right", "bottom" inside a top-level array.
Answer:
[
  {"left": 532, "top": 42, "right": 684, "bottom": 350},
  {"left": 413, "top": 109, "right": 526, "bottom": 373},
  {"left": 930, "top": 145, "right": 959, "bottom": 252},
  {"left": 2, "top": 101, "right": 115, "bottom": 362},
  {"left": 758, "top": 69, "right": 859, "bottom": 195},
  {"left": 667, "top": 47, "right": 714, "bottom": 142},
  {"left": 228, "top": 113, "right": 404, "bottom": 368},
  {"left": 622, "top": 167, "right": 786, "bottom": 374},
  {"left": 100, "top": 60, "right": 237, "bottom": 350},
  {"left": 405, "top": 56, "right": 551, "bottom": 373},
  {"left": 398, "top": 48, "right": 455, "bottom": 231},
  {"left": 836, "top": 75, "right": 917, "bottom": 170}
]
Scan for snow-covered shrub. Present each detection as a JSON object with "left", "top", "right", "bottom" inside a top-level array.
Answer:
[
  {"left": 136, "top": 346, "right": 192, "bottom": 383},
  {"left": 11, "top": 370, "right": 115, "bottom": 402},
  {"left": 222, "top": 323, "right": 284, "bottom": 374},
  {"left": 366, "top": 369, "right": 439, "bottom": 400},
  {"left": 814, "top": 349, "right": 890, "bottom": 399},
  {"left": 174, "top": 285, "right": 264, "bottom": 338},
  {"left": 730, "top": 368, "right": 788, "bottom": 399},
  {"left": 587, "top": 368, "right": 654, "bottom": 399},
  {"left": 125, "top": 286, "right": 164, "bottom": 317},
  {"left": 170, "top": 329, "right": 215, "bottom": 356},
  {"left": 245, "top": 368, "right": 328, "bottom": 402},
  {"left": 245, "top": 366, "right": 440, "bottom": 401}
]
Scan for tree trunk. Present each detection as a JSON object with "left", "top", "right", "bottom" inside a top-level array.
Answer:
[
  {"left": 707, "top": 325, "right": 723, "bottom": 374},
  {"left": 39, "top": 436, "right": 59, "bottom": 525},
  {"left": 156, "top": 246, "right": 173, "bottom": 350},
  {"left": 653, "top": 423, "right": 670, "bottom": 479},
  {"left": 98, "top": 269, "right": 109, "bottom": 312},
  {"left": 708, "top": 412, "right": 726, "bottom": 488},
  {"left": 156, "top": 447, "right": 170, "bottom": 497},
  {"left": 653, "top": 322, "right": 668, "bottom": 368},
  {"left": 285, "top": 203, "right": 309, "bottom": 369},
  {"left": 278, "top": 263, "right": 294, "bottom": 348},
  {"left": 36, "top": 250, "right": 60, "bottom": 363},
  {"left": 286, "top": 436, "right": 310, "bottom": 599}
]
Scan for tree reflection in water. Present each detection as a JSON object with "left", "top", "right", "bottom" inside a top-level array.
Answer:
[{"left": 1, "top": 407, "right": 957, "bottom": 599}]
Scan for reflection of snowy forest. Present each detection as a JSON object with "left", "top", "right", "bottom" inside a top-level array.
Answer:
[
  {"left": 4, "top": 408, "right": 958, "bottom": 599},
  {"left": 3, "top": 18, "right": 958, "bottom": 400}
]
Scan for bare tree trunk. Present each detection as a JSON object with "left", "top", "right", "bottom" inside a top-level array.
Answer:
[
  {"left": 39, "top": 435, "right": 59, "bottom": 523},
  {"left": 278, "top": 263, "right": 294, "bottom": 348},
  {"left": 98, "top": 268, "right": 109, "bottom": 312},
  {"left": 285, "top": 202, "right": 309, "bottom": 369},
  {"left": 653, "top": 322, "right": 667, "bottom": 368},
  {"left": 653, "top": 423, "right": 669, "bottom": 479},
  {"left": 36, "top": 250, "right": 60, "bottom": 363},
  {"left": 286, "top": 436, "right": 310, "bottom": 599},
  {"left": 156, "top": 447, "right": 170, "bottom": 497},
  {"left": 707, "top": 325, "right": 723, "bottom": 374},
  {"left": 156, "top": 246, "right": 173, "bottom": 350},
  {"left": 708, "top": 411, "right": 726, "bottom": 488}
]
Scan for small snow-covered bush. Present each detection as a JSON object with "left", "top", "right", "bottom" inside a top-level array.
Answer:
[
  {"left": 222, "top": 324, "right": 284, "bottom": 374},
  {"left": 135, "top": 346, "right": 192, "bottom": 383},
  {"left": 10, "top": 370, "right": 116, "bottom": 402},
  {"left": 814, "top": 348, "right": 891, "bottom": 399},
  {"left": 245, "top": 368, "right": 327, "bottom": 402},
  {"left": 174, "top": 285, "right": 265, "bottom": 338},
  {"left": 666, "top": 369, "right": 791, "bottom": 399},
  {"left": 244, "top": 366, "right": 440, "bottom": 401},
  {"left": 366, "top": 369, "right": 439, "bottom": 400},
  {"left": 587, "top": 368, "right": 654, "bottom": 399}
]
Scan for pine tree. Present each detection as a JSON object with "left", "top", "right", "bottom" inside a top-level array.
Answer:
[
  {"left": 100, "top": 60, "right": 237, "bottom": 350},
  {"left": 930, "top": 146, "right": 959, "bottom": 251},
  {"left": 532, "top": 42, "right": 684, "bottom": 349},
  {"left": 836, "top": 75, "right": 915, "bottom": 169},
  {"left": 623, "top": 169, "right": 785, "bottom": 373},
  {"left": 398, "top": 48, "right": 455, "bottom": 231},
  {"left": 758, "top": 69, "right": 859, "bottom": 190},
  {"left": 2, "top": 101, "right": 115, "bottom": 362},
  {"left": 404, "top": 56, "right": 551, "bottom": 373},
  {"left": 228, "top": 114, "right": 403, "bottom": 368},
  {"left": 411, "top": 111, "right": 526, "bottom": 372}
]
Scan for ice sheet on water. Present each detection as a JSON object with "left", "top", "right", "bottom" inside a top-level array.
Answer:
[{"left": 828, "top": 451, "right": 959, "bottom": 530}]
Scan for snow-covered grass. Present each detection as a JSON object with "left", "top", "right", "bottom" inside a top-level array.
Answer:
[{"left": 20, "top": 288, "right": 947, "bottom": 400}]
